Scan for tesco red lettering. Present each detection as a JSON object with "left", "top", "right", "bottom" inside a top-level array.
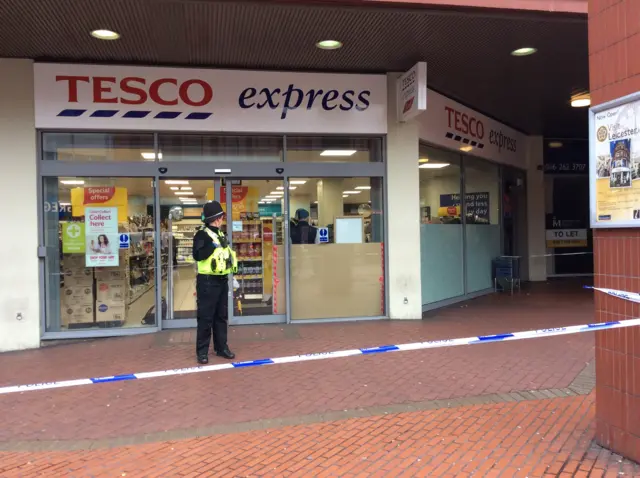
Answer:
[
  {"left": 445, "top": 106, "right": 485, "bottom": 139},
  {"left": 55, "top": 75, "right": 214, "bottom": 107}
]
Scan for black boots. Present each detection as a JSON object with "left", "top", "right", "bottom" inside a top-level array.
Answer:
[{"left": 216, "top": 348, "right": 236, "bottom": 360}]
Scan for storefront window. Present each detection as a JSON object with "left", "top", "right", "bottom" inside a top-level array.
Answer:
[
  {"left": 419, "top": 145, "right": 464, "bottom": 305},
  {"left": 158, "top": 134, "right": 283, "bottom": 162},
  {"left": 43, "top": 176, "right": 159, "bottom": 331},
  {"left": 42, "top": 133, "right": 155, "bottom": 161},
  {"left": 285, "top": 136, "right": 382, "bottom": 162},
  {"left": 464, "top": 159, "right": 501, "bottom": 293},
  {"left": 287, "top": 177, "right": 384, "bottom": 319}
]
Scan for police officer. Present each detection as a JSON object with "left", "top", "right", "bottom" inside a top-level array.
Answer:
[{"left": 193, "top": 201, "right": 237, "bottom": 364}]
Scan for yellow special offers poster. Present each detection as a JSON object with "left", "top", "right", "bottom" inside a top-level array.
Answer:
[{"left": 592, "top": 96, "right": 640, "bottom": 227}]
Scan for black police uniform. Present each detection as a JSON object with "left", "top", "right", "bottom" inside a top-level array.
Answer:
[{"left": 192, "top": 201, "right": 235, "bottom": 363}]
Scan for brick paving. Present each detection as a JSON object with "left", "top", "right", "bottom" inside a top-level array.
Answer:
[
  {"left": 1, "top": 281, "right": 637, "bottom": 475},
  {"left": 0, "top": 283, "right": 596, "bottom": 443},
  {"left": 1, "top": 394, "right": 638, "bottom": 477}
]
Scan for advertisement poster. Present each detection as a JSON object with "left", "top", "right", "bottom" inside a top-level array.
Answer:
[
  {"left": 85, "top": 207, "right": 119, "bottom": 267},
  {"left": 62, "top": 222, "right": 85, "bottom": 253},
  {"left": 591, "top": 96, "right": 640, "bottom": 227},
  {"left": 439, "top": 193, "right": 490, "bottom": 224},
  {"left": 206, "top": 186, "right": 259, "bottom": 220},
  {"left": 71, "top": 187, "right": 128, "bottom": 223}
]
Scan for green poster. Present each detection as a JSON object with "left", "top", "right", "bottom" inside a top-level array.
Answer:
[{"left": 62, "top": 222, "right": 85, "bottom": 254}]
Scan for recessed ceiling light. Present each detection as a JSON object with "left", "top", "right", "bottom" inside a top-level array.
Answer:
[
  {"left": 276, "top": 186, "right": 284, "bottom": 190},
  {"left": 289, "top": 186, "right": 297, "bottom": 190},
  {"left": 91, "top": 29, "right": 120, "bottom": 41},
  {"left": 165, "top": 180, "right": 189, "bottom": 185},
  {"left": 460, "top": 145, "right": 473, "bottom": 152},
  {"left": 571, "top": 93, "right": 591, "bottom": 107},
  {"left": 141, "top": 152, "right": 162, "bottom": 160},
  {"left": 342, "top": 194, "right": 349, "bottom": 198},
  {"left": 418, "top": 158, "right": 429, "bottom": 163},
  {"left": 170, "top": 187, "right": 179, "bottom": 191},
  {"left": 60, "top": 179, "right": 85, "bottom": 185},
  {"left": 549, "top": 141, "right": 563, "bottom": 148},
  {"left": 343, "top": 191, "right": 361, "bottom": 194},
  {"left": 511, "top": 47, "right": 537, "bottom": 57},
  {"left": 180, "top": 186, "right": 192, "bottom": 191},
  {"left": 355, "top": 186, "right": 371, "bottom": 190},
  {"left": 290, "top": 180, "right": 307, "bottom": 185},
  {"left": 270, "top": 191, "right": 284, "bottom": 196},
  {"left": 320, "top": 150, "right": 356, "bottom": 156},
  {"left": 175, "top": 191, "right": 194, "bottom": 196},
  {"left": 316, "top": 40, "right": 343, "bottom": 50},
  {"left": 419, "top": 163, "right": 450, "bottom": 169}
]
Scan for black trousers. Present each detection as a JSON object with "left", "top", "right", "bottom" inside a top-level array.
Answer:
[{"left": 196, "top": 274, "right": 229, "bottom": 357}]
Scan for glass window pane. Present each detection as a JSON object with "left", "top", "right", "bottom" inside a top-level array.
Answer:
[
  {"left": 42, "top": 133, "right": 154, "bottom": 161},
  {"left": 288, "top": 177, "right": 384, "bottom": 320},
  {"left": 285, "top": 136, "right": 382, "bottom": 162},
  {"left": 43, "top": 176, "right": 158, "bottom": 331},
  {"left": 464, "top": 158, "right": 501, "bottom": 293},
  {"left": 158, "top": 134, "right": 283, "bottom": 162},
  {"left": 419, "top": 144, "right": 464, "bottom": 305}
]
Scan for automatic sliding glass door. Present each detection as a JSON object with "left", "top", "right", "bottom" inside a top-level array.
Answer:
[{"left": 223, "top": 179, "right": 287, "bottom": 325}]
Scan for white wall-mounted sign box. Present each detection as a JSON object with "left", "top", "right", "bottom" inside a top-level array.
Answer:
[{"left": 397, "top": 62, "right": 427, "bottom": 123}]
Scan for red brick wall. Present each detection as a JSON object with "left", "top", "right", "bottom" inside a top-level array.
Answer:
[{"left": 590, "top": 0, "right": 640, "bottom": 462}]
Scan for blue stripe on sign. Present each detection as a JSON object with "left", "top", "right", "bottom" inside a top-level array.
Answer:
[
  {"left": 586, "top": 321, "right": 620, "bottom": 329},
  {"left": 232, "top": 359, "right": 274, "bottom": 368},
  {"left": 155, "top": 111, "right": 181, "bottom": 119},
  {"left": 123, "top": 110, "right": 151, "bottom": 118},
  {"left": 185, "top": 112, "right": 213, "bottom": 120},
  {"left": 476, "top": 333, "right": 514, "bottom": 342},
  {"left": 360, "top": 345, "right": 399, "bottom": 354},
  {"left": 91, "top": 110, "right": 118, "bottom": 118},
  {"left": 58, "top": 109, "right": 86, "bottom": 117},
  {"left": 90, "top": 374, "right": 137, "bottom": 384}
]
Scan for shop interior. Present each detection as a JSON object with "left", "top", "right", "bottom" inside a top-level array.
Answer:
[{"left": 48, "top": 174, "right": 383, "bottom": 331}]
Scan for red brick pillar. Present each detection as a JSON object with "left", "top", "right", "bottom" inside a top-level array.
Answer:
[{"left": 590, "top": 0, "right": 640, "bottom": 462}]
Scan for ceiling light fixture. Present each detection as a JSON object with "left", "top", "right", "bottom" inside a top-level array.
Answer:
[
  {"left": 342, "top": 194, "right": 349, "bottom": 198},
  {"left": 418, "top": 158, "right": 429, "bottom": 163},
  {"left": 320, "top": 150, "right": 356, "bottom": 157},
  {"left": 460, "top": 145, "right": 473, "bottom": 152},
  {"left": 355, "top": 186, "right": 371, "bottom": 190},
  {"left": 343, "top": 191, "right": 361, "bottom": 194},
  {"left": 180, "top": 186, "right": 192, "bottom": 191},
  {"left": 419, "top": 163, "right": 450, "bottom": 169},
  {"left": 170, "top": 187, "right": 179, "bottom": 191},
  {"left": 165, "top": 180, "right": 189, "bottom": 185},
  {"left": 270, "top": 191, "right": 284, "bottom": 196},
  {"left": 140, "top": 152, "right": 162, "bottom": 160},
  {"left": 91, "top": 29, "right": 120, "bottom": 41},
  {"left": 290, "top": 180, "right": 307, "bottom": 185},
  {"left": 316, "top": 40, "right": 343, "bottom": 50},
  {"left": 548, "top": 141, "right": 563, "bottom": 148},
  {"left": 60, "top": 179, "right": 85, "bottom": 185},
  {"left": 571, "top": 93, "right": 591, "bottom": 108},
  {"left": 511, "top": 47, "right": 537, "bottom": 57},
  {"left": 175, "top": 191, "right": 194, "bottom": 196}
]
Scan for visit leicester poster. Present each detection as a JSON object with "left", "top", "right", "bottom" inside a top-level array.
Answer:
[{"left": 592, "top": 96, "right": 640, "bottom": 227}]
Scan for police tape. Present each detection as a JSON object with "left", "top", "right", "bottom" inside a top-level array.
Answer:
[{"left": 1, "top": 287, "right": 638, "bottom": 396}]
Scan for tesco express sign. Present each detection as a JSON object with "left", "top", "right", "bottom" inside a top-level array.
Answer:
[{"left": 35, "top": 64, "right": 387, "bottom": 134}]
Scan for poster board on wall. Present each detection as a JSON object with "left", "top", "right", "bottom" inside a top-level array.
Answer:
[
  {"left": 335, "top": 216, "right": 364, "bottom": 244},
  {"left": 590, "top": 92, "right": 640, "bottom": 228}
]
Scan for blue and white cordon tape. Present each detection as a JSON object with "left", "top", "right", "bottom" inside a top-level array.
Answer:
[{"left": 1, "top": 286, "right": 638, "bottom": 396}]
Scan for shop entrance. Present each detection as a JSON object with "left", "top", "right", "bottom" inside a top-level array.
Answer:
[{"left": 161, "top": 178, "right": 287, "bottom": 327}]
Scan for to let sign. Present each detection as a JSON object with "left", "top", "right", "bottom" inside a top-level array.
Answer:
[{"left": 545, "top": 229, "right": 588, "bottom": 248}]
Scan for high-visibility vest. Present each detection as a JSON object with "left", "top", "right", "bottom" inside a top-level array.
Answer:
[{"left": 196, "top": 227, "right": 238, "bottom": 276}]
